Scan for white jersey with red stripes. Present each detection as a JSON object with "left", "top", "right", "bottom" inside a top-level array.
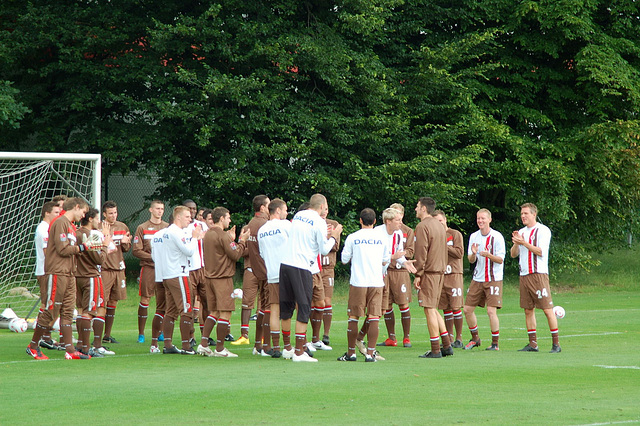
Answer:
[
  {"left": 374, "top": 224, "right": 408, "bottom": 274},
  {"left": 516, "top": 222, "right": 551, "bottom": 275},
  {"left": 34, "top": 220, "right": 49, "bottom": 276},
  {"left": 186, "top": 219, "right": 208, "bottom": 271},
  {"left": 468, "top": 228, "right": 505, "bottom": 282}
]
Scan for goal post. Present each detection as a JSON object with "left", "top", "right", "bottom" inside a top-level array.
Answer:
[{"left": 0, "top": 152, "right": 101, "bottom": 319}]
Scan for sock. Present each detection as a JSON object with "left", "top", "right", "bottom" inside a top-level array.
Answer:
[
  {"left": 469, "top": 325, "right": 479, "bottom": 342},
  {"left": 92, "top": 316, "right": 105, "bottom": 348},
  {"left": 270, "top": 330, "right": 281, "bottom": 351},
  {"left": 262, "top": 310, "right": 271, "bottom": 351},
  {"left": 441, "top": 331, "right": 451, "bottom": 350},
  {"left": 383, "top": 309, "right": 396, "bottom": 341},
  {"left": 216, "top": 319, "right": 230, "bottom": 352},
  {"left": 294, "top": 333, "right": 306, "bottom": 356},
  {"left": 528, "top": 329, "right": 537, "bottom": 348},
  {"left": 443, "top": 310, "right": 454, "bottom": 339},
  {"left": 201, "top": 315, "right": 217, "bottom": 345},
  {"left": 137, "top": 303, "right": 149, "bottom": 335},
  {"left": 179, "top": 315, "right": 193, "bottom": 350},
  {"left": 400, "top": 307, "right": 411, "bottom": 340},
  {"left": 357, "top": 318, "right": 370, "bottom": 342},
  {"left": 322, "top": 305, "right": 332, "bottom": 337},
  {"left": 551, "top": 328, "right": 559, "bottom": 346},
  {"left": 453, "top": 310, "right": 463, "bottom": 340},
  {"left": 311, "top": 307, "right": 322, "bottom": 343},
  {"left": 240, "top": 308, "right": 250, "bottom": 338},
  {"left": 347, "top": 318, "right": 358, "bottom": 356},
  {"left": 430, "top": 335, "right": 440, "bottom": 354},
  {"left": 254, "top": 311, "right": 264, "bottom": 351},
  {"left": 60, "top": 322, "right": 74, "bottom": 353},
  {"left": 491, "top": 330, "right": 499, "bottom": 346},
  {"left": 104, "top": 305, "right": 116, "bottom": 337},
  {"left": 282, "top": 330, "right": 292, "bottom": 351},
  {"left": 367, "top": 318, "right": 379, "bottom": 356},
  {"left": 163, "top": 317, "right": 175, "bottom": 348},
  {"left": 151, "top": 313, "right": 163, "bottom": 346}
]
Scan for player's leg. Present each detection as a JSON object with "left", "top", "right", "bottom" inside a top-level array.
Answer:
[
  {"left": 463, "top": 280, "right": 482, "bottom": 349},
  {"left": 543, "top": 307, "right": 561, "bottom": 352},
  {"left": 365, "top": 286, "right": 383, "bottom": 360},
  {"left": 485, "top": 280, "right": 502, "bottom": 351},
  {"left": 279, "top": 265, "right": 295, "bottom": 359},
  {"left": 212, "top": 278, "right": 237, "bottom": 357},
  {"left": 259, "top": 280, "right": 272, "bottom": 354},
  {"left": 236, "top": 268, "right": 257, "bottom": 346},
  {"left": 161, "top": 279, "right": 179, "bottom": 352},
  {"left": 321, "top": 273, "right": 334, "bottom": 345},
  {"left": 150, "top": 280, "right": 165, "bottom": 352},
  {"left": 290, "top": 267, "right": 316, "bottom": 362},
  {"left": 311, "top": 273, "right": 329, "bottom": 349},
  {"left": 378, "top": 276, "right": 396, "bottom": 345},
  {"left": 268, "top": 283, "right": 282, "bottom": 357},
  {"left": 518, "top": 275, "right": 541, "bottom": 352}
]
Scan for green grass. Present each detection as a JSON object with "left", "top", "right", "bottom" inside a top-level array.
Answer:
[{"left": 1, "top": 247, "right": 639, "bottom": 425}]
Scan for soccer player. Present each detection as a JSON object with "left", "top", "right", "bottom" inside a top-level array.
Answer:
[
  {"left": 152, "top": 205, "right": 204, "bottom": 354},
  {"left": 279, "top": 193, "right": 343, "bottom": 363},
  {"left": 34, "top": 201, "right": 62, "bottom": 351},
  {"left": 75, "top": 208, "right": 114, "bottom": 357},
  {"left": 339, "top": 208, "right": 390, "bottom": 362},
  {"left": 257, "top": 198, "right": 291, "bottom": 358},
  {"left": 463, "top": 208, "right": 505, "bottom": 351},
  {"left": 184, "top": 199, "right": 209, "bottom": 349},
  {"left": 511, "top": 203, "right": 560, "bottom": 353},
  {"left": 247, "top": 195, "right": 272, "bottom": 354},
  {"left": 433, "top": 210, "right": 465, "bottom": 348},
  {"left": 233, "top": 195, "right": 270, "bottom": 349},
  {"left": 413, "top": 197, "right": 452, "bottom": 358},
  {"left": 319, "top": 208, "right": 340, "bottom": 347},
  {"left": 26, "top": 197, "right": 101, "bottom": 360},
  {"left": 132, "top": 200, "right": 168, "bottom": 345},
  {"left": 101, "top": 200, "right": 131, "bottom": 344},
  {"left": 375, "top": 207, "right": 416, "bottom": 348},
  {"left": 198, "top": 207, "right": 250, "bottom": 357}
]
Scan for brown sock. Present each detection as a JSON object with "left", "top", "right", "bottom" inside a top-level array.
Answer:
[
  {"left": 151, "top": 313, "right": 163, "bottom": 346},
  {"left": 528, "top": 329, "right": 537, "bottom": 348},
  {"left": 200, "top": 315, "right": 217, "bottom": 346},
  {"left": 367, "top": 318, "right": 379, "bottom": 356},
  {"left": 254, "top": 311, "right": 264, "bottom": 351},
  {"left": 400, "top": 307, "right": 411, "bottom": 340},
  {"left": 357, "top": 318, "right": 369, "bottom": 342},
  {"left": 443, "top": 310, "right": 454, "bottom": 338},
  {"left": 441, "top": 331, "right": 451, "bottom": 350},
  {"left": 347, "top": 318, "right": 358, "bottom": 356},
  {"left": 80, "top": 317, "right": 92, "bottom": 353},
  {"left": 92, "top": 316, "right": 105, "bottom": 348},
  {"left": 311, "top": 308, "right": 322, "bottom": 343},
  {"left": 137, "top": 303, "right": 148, "bottom": 335},
  {"left": 270, "top": 331, "right": 281, "bottom": 351},
  {"left": 383, "top": 309, "right": 396, "bottom": 341},
  {"left": 322, "top": 305, "right": 332, "bottom": 337},
  {"left": 551, "top": 328, "right": 559, "bottom": 346},
  {"left": 282, "top": 330, "right": 292, "bottom": 351},
  {"left": 469, "top": 325, "right": 479, "bottom": 341},
  {"left": 262, "top": 310, "right": 271, "bottom": 351},
  {"left": 216, "top": 319, "right": 230, "bottom": 352},
  {"left": 453, "top": 310, "right": 463, "bottom": 341},
  {"left": 294, "top": 333, "right": 306, "bottom": 356},
  {"left": 163, "top": 317, "right": 175, "bottom": 348},
  {"left": 104, "top": 306, "right": 116, "bottom": 337},
  {"left": 240, "top": 308, "right": 251, "bottom": 339},
  {"left": 491, "top": 330, "right": 499, "bottom": 346},
  {"left": 430, "top": 336, "right": 440, "bottom": 354}
]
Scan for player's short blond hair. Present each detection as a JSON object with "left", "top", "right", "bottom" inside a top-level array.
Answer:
[
  {"left": 382, "top": 207, "right": 402, "bottom": 222},
  {"left": 173, "top": 205, "right": 190, "bottom": 218},
  {"left": 389, "top": 203, "right": 405, "bottom": 214},
  {"left": 520, "top": 203, "right": 538, "bottom": 215},
  {"left": 433, "top": 209, "right": 446, "bottom": 220},
  {"left": 477, "top": 208, "right": 492, "bottom": 219}
]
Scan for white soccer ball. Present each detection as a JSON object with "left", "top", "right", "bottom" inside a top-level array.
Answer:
[
  {"left": 9, "top": 318, "right": 28, "bottom": 333},
  {"left": 553, "top": 305, "right": 565, "bottom": 319},
  {"left": 232, "top": 288, "right": 243, "bottom": 299}
]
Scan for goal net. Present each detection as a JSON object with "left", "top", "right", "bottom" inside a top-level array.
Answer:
[{"left": 0, "top": 152, "right": 101, "bottom": 319}]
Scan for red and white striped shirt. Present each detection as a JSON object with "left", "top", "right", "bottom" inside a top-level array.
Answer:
[
  {"left": 468, "top": 228, "right": 505, "bottom": 282},
  {"left": 516, "top": 223, "right": 551, "bottom": 275}
]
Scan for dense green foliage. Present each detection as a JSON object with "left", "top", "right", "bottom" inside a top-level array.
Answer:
[{"left": 2, "top": 0, "right": 639, "bottom": 270}]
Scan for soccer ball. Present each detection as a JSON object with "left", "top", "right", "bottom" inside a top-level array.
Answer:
[
  {"left": 9, "top": 318, "right": 28, "bottom": 333},
  {"left": 553, "top": 306, "right": 565, "bottom": 319},
  {"left": 232, "top": 288, "right": 243, "bottom": 299}
]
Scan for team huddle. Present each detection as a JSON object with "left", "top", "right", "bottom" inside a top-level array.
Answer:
[{"left": 26, "top": 193, "right": 560, "bottom": 362}]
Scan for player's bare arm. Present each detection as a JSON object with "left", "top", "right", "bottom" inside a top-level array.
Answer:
[
  {"left": 468, "top": 242, "right": 479, "bottom": 263},
  {"left": 479, "top": 250, "right": 504, "bottom": 264}
]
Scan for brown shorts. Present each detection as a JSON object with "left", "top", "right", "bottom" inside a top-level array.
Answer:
[
  {"left": 387, "top": 270, "right": 412, "bottom": 306},
  {"left": 439, "top": 273, "right": 464, "bottom": 310},
  {"left": 241, "top": 269, "right": 259, "bottom": 309},
  {"left": 417, "top": 274, "right": 444, "bottom": 309},
  {"left": 519, "top": 273, "right": 554, "bottom": 310},
  {"left": 267, "top": 282, "right": 280, "bottom": 305},
  {"left": 321, "top": 270, "right": 335, "bottom": 300},
  {"left": 311, "top": 273, "right": 325, "bottom": 305},
  {"left": 189, "top": 268, "right": 207, "bottom": 308},
  {"left": 464, "top": 280, "right": 503, "bottom": 308},
  {"left": 163, "top": 276, "right": 192, "bottom": 319},
  {"left": 43, "top": 274, "right": 76, "bottom": 324},
  {"left": 138, "top": 266, "right": 156, "bottom": 299},
  {"left": 102, "top": 269, "right": 127, "bottom": 301},
  {"left": 76, "top": 276, "right": 105, "bottom": 315},
  {"left": 205, "top": 277, "right": 235, "bottom": 312},
  {"left": 347, "top": 286, "right": 383, "bottom": 318}
]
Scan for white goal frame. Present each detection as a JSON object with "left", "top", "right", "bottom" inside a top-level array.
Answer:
[{"left": 0, "top": 152, "right": 101, "bottom": 319}]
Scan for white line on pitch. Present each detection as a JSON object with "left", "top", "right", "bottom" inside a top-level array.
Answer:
[{"left": 593, "top": 365, "right": 640, "bottom": 370}]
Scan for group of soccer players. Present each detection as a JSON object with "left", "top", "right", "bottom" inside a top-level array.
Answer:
[{"left": 26, "top": 192, "right": 560, "bottom": 361}]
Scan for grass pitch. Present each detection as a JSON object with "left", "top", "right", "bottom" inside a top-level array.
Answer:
[{"left": 1, "top": 257, "right": 639, "bottom": 424}]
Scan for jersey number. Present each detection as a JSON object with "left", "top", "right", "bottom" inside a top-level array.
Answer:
[
  {"left": 401, "top": 284, "right": 407, "bottom": 293},
  {"left": 451, "top": 288, "right": 462, "bottom": 297},
  {"left": 536, "top": 288, "right": 548, "bottom": 299},
  {"left": 490, "top": 286, "right": 500, "bottom": 296}
]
